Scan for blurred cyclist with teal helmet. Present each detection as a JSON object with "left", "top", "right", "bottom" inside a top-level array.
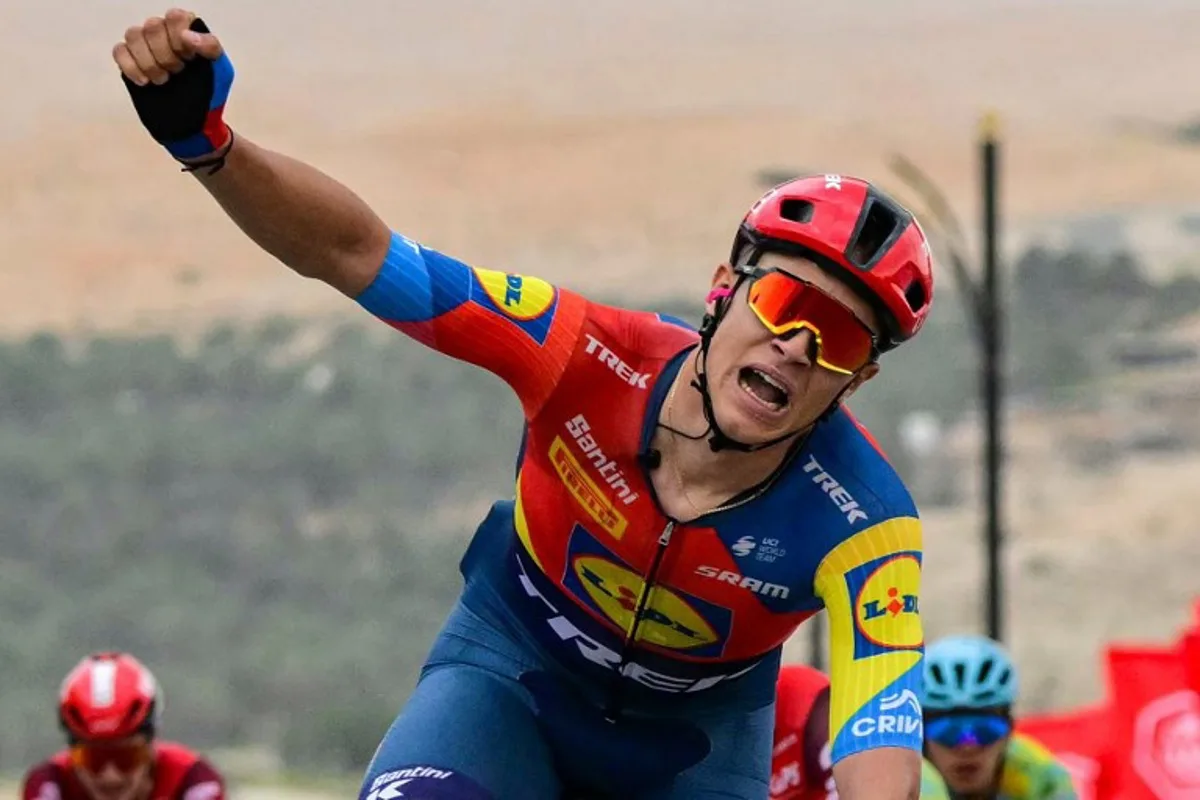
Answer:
[{"left": 919, "top": 636, "right": 1076, "bottom": 800}]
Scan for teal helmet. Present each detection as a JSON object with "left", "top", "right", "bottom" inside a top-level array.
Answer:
[{"left": 922, "top": 635, "right": 1018, "bottom": 711}]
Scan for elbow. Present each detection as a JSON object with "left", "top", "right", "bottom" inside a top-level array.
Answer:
[{"left": 289, "top": 221, "right": 391, "bottom": 296}]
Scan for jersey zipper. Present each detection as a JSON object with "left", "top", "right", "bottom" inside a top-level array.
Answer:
[
  {"left": 604, "top": 519, "right": 676, "bottom": 718},
  {"left": 602, "top": 482, "right": 779, "bottom": 718}
]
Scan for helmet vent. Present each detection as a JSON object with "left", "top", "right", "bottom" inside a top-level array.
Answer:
[
  {"left": 953, "top": 662, "right": 967, "bottom": 690},
  {"left": 904, "top": 274, "right": 929, "bottom": 313},
  {"left": 64, "top": 707, "right": 85, "bottom": 733},
  {"left": 848, "top": 200, "right": 903, "bottom": 268},
  {"left": 779, "top": 199, "right": 815, "bottom": 224},
  {"left": 930, "top": 663, "right": 946, "bottom": 686}
]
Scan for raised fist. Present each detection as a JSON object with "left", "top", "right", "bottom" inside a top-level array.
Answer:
[
  {"left": 113, "top": 9, "right": 224, "bottom": 86},
  {"left": 114, "top": 9, "right": 235, "bottom": 165}
]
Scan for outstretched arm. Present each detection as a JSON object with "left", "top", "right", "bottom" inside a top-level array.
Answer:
[{"left": 113, "top": 9, "right": 584, "bottom": 414}]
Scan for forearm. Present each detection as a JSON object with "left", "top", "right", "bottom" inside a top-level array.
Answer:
[
  {"left": 833, "top": 749, "right": 920, "bottom": 800},
  {"left": 192, "top": 132, "right": 391, "bottom": 295}
]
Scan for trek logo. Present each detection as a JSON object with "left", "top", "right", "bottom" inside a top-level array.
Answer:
[
  {"left": 584, "top": 334, "right": 651, "bottom": 389},
  {"left": 695, "top": 565, "right": 789, "bottom": 599},
  {"left": 851, "top": 690, "right": 923, "bottom": 738},
  {"left": 565, "top": 414, "right": 640, "bottom": 505},
  {"left": 518, "top": 559, "right": 756, "bottom": 693},
  {"left": 802, "top": 455, "right": 868, "bottom": 524}
]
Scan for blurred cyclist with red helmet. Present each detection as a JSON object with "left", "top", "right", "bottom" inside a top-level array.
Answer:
[
  {"left": 113, "top": 12, "right": 934, "bottom": 800},
  {"left": 771, "top": 664, "right": 838, "bottom": 800},
  {"left": 22, "top": 652, "right": 225, "bottom": 800}
]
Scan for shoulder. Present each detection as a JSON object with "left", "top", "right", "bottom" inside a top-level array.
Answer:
[
  {"left": 22, "top": 757, "right": 72, "bottom": 800},
  {"left": 582, "top": 303, "right": 700, "bottom": 359},
  {"left": 1006, "top": 734, "right": 1075, "bottom": 797},
  {"left": 1007, "top": 732, "right": 1058, "bottom": 766},
  {"left": 801, "top": 407, "right": 918, "bottom": 529},
  {"left": 787, "top": 407, "right": 921, "bottom": 580},
  {"left": 152, "top": 742, "right": 224, "bottom": 800}
]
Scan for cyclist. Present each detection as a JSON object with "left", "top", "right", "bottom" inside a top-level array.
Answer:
[
  {"left": 770, "top": 664, "right": 837, "bottom": 800},
  {"left": 112, "top": 10, "right": 936, "bottom": 799},
  {"left": 920, "top": 636, "right": 1077, "bottom": 800},
  {"left": 22, "top": 652, "right": 226, "bottom": 800}
]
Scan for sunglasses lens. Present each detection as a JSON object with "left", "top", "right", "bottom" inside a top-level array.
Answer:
[
  {"left": 71, "top": 742, "right": 151, "bottom": 773},
  {"left": 926, "top": 715, "right": 1012, "bottom": 748},
  {"left": 747, "top": 272, "right": 873, "bottom": 371}
]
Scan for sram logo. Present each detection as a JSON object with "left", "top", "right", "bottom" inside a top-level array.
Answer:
[{"left": 695, "top": 565, "right": 789, "bottom": 599}]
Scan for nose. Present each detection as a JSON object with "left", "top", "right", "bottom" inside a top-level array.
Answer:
[
  {"left": 772, "top": 327, "right": 818, "bottom": 366},
  {"left": 95, "top": 763, "right": 131, "bottom": 785}
]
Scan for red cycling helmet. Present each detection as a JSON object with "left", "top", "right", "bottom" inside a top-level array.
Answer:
[
  {"left": 58, "top": 652, "right": 163, "bottom": 742},
  {"left": 730, "top": 174, "right": 934, "bottom": 352}
]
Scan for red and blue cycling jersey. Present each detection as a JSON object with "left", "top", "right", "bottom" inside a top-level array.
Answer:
[{"left": 358, "top": 231, "right": 927, "bottom": 765}]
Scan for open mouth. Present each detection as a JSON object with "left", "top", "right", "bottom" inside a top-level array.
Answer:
[
  {"left": 738, "top": 366, "right": 790, "bottom": 412},
  {"left": 951, "top": 764, "right": 982, "bottom": 782}
]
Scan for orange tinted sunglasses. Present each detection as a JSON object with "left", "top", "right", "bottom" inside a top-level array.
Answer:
[
  {"left": 70, "top": 740, "right": 153, "bottom": 774},
  {"left": 741, "top": 267, "right": 877, "bottom": 374}
]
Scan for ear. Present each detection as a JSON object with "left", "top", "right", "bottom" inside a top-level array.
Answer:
[
  {"left": 840, "top": 361, "right": 881, "bottom": 403},
  {"left": 706, "top": 262, "right": 736, "bottom": 316}
]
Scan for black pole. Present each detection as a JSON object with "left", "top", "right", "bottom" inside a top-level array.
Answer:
[{"left": 981, "top": 113, "right": 1004, "bottom": 643}]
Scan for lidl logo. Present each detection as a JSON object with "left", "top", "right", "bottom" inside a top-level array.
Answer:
[
  {"left": 572, "top": 555, "right": 718, "bottom": 652},
  {"left": 862, "top": 587, "right": 919, "bottom": 622},
  {"left": 853, "top": 554, "right": 923, "bottom": 653},
  {"left": 474, "top": 268, "right": 556, "bottom": 321}
]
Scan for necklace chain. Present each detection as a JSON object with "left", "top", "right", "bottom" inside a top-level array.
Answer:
[{"left": 662, "top": 370, "right": 707, "bottom": 518}]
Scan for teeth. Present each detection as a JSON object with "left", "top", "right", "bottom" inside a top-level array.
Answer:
[
  {"left": 753, "top": 369, "right": 788, "bottom": 395},
  {"left": 741, "top": 380, "right": 781, "bottom": 409}
]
